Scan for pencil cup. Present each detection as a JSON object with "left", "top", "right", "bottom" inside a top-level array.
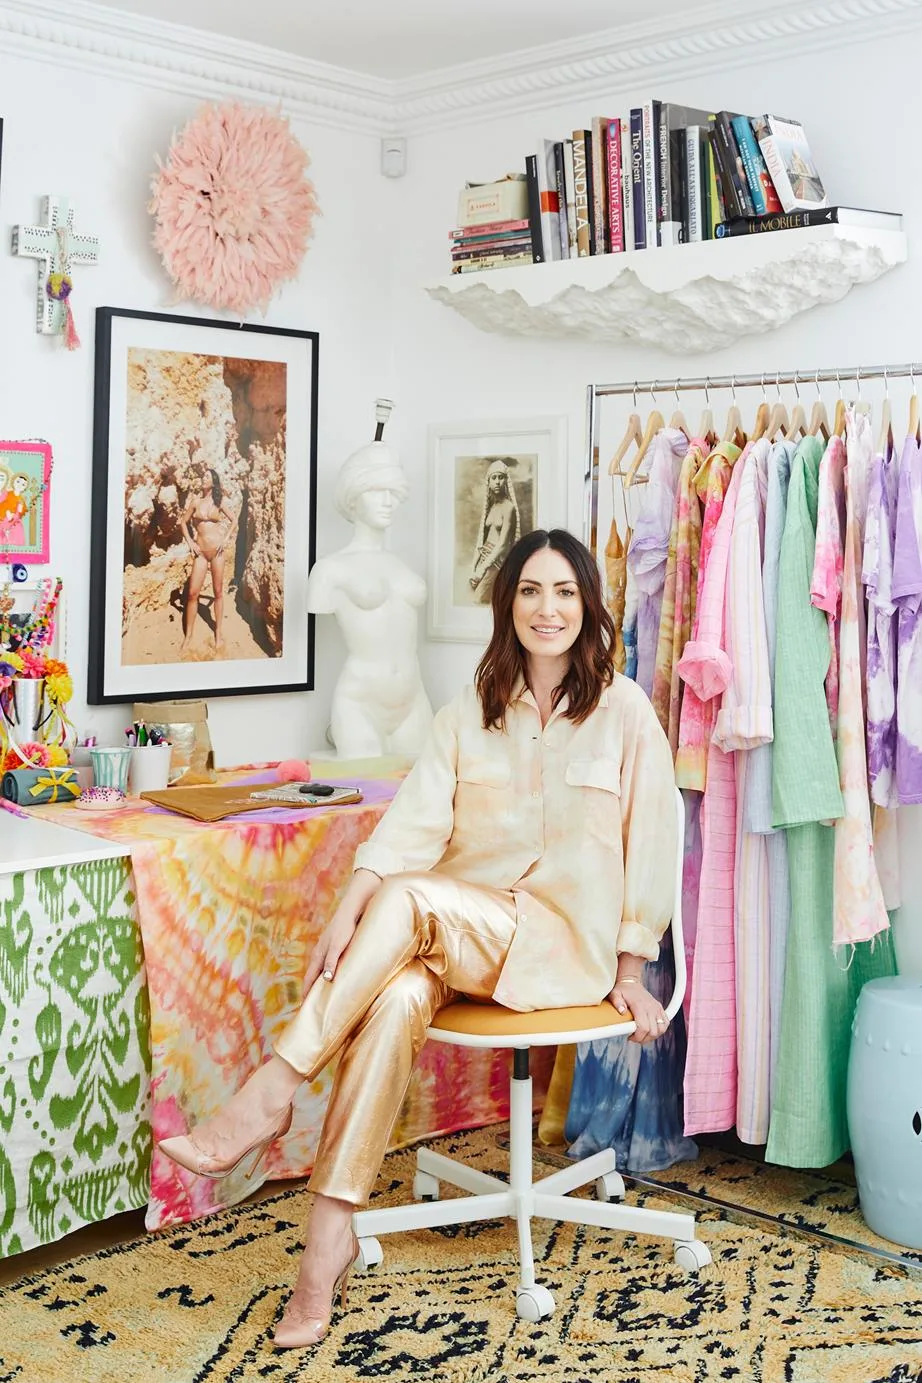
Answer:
[
  {"left": 128, "top": 743, "right": 172, "bottom": 796},
  {"left": 88, "top": 747, "right": 132, "bottom": 794}
]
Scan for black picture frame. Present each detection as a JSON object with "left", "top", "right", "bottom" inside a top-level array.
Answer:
[{"left": 88, "top": 307, "right": 318, "bottom": 704}]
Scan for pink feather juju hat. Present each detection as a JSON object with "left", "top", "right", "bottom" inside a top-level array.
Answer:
[{"left": 149, "top": 102, "right": 320, "bottom": 316}]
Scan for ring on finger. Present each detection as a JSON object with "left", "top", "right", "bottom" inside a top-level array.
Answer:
[{"left": 656, "top": 1016, "right": 667, "bottom": 1025}]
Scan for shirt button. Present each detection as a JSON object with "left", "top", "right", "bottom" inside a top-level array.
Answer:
[
  {"left": 531, "top": 791, "right": 540, "bottom": 798},
  {"left": 520, "top": 912, "right": 528, "bottom": 922}
]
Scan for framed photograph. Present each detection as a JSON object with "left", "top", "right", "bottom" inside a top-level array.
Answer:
[
  {"left": 88, "top": 307, "right": 318, "bottom": 704},
  {"left": 427, "top": 416, "right": 568, "bottom": 642},
  {"left": 0, "top": 441, "right": 52, "bottom": 563}
]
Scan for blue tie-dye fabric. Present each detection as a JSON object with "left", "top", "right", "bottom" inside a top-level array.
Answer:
[{"left": 565, "top": 927, "right": 698, "bottom": 1171}]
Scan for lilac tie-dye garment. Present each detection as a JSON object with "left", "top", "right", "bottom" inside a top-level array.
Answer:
[
  {"left": 863, "top": 445, "right": 900, "bottom": 807},
  {"left": 893, "top": 435, "right": 922, "bottom": 803},
  {"left": 627, "top": 428, "right": 687, "bottom": 697}
]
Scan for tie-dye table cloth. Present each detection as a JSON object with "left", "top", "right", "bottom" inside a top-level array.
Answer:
[{"left": 15, "top": 762, "right": 516, "bottom": 1233}]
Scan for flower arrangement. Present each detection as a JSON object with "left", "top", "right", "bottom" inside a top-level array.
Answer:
[{"left": 0, "top": 577, "right": 74, "bottom": 766}]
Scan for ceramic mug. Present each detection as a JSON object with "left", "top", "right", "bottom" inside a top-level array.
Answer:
[
  {"left": 88, "top": 746, "right": 132, "bottom": 794},
  {"left": 128, "top": 743, "right": 172, "bottom": 796}
]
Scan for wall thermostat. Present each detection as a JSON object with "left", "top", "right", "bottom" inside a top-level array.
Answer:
[{"left": 381, "top": 136, "right": 407, "bottom": 179}]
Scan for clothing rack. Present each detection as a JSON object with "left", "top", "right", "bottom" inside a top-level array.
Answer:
[{"left": 583, "top": 361, "right": 922, "bottom": 553}]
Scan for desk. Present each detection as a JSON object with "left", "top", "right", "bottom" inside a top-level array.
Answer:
[{"left": 3, "top": 763, "right": 516, "bottom": 1244}]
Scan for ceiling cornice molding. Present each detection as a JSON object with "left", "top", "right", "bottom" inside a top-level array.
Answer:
[
  {"left": 391, "top": 0, "right": 922, "bottom": 131},
  {"left": 0, "top": 0, "right": 920, "bottom": 137},
  {"left": 0, "top": 0, "right": 392, "bottom": 134}
]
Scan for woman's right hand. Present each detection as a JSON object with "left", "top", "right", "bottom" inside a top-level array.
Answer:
[
  {"left": 303, "top": 910, "right": 359, "bottom": 990},
  {"left": 303, "top": 868, "right": 382, "bottom": 990}
]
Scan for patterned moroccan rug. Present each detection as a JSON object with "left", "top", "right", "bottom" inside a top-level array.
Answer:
[{"left": 2, "top": 1126, "right": 921, "bottom": 1383}]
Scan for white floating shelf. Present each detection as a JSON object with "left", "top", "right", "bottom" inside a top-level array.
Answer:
[{"left": 427, "top": 224, "right": 907, "bottom": 354}]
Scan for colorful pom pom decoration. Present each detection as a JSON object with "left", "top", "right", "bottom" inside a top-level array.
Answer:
[
  {"left": 149, "top": 101, "right": 320, "bottom": 316},
  {"left": 276, "top": 758, "right": 312, "bottom": 783}
]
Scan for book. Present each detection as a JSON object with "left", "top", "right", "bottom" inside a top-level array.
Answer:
[
  {"left": 451, "top": 252, "right": 534, "bottom": 273},
  {"left": 684, "top": 127, "right": 703, "bottom": 243},
  {"left": 629, "top": 109, "right": 646, "bottom": 251},
  {"left": 620, "top": 119, "right": 635, "bottom": 252},
  {"left": 552, "top": 141, "right": 569, "bottom": 259},
  {"left": 607, "top": 119, "right": 625, "bottom": 253},
  {"left": 751, "top": 114, "right": 826, "bottom": 213},
  {"left": 572, "top": 130, "right": 591, "bottom": 257},
  {"left": 583, "top": 129, "right": 597, "bottom": 255},
  {"left": 641, "top": 100, "right": 658, "bottom": 247},
  {"left": 537, "top": 139, "right": 562, "bottom": 260},
  {"left": 659, "top": 103, "right": 718, "bottom": 244},
  {"left": 451, "top": 239, "right": 533, "bottom": 261},
  {"left": 524, "top": 155, "right": 544, "bottom": 263},
  {"left": 591, "top": 115, "right": 610, "bottom": 255},
  {"left": 713, "top": 111, "right": 753, "bottom": 218},
  {"left": 563, "top": 139, "right": 578, "bottom": 258},
  {"left": 707, "top": 137, "right": 725, "bottom": 234},
  {"left": 700, "top": 131, "right": 713, "bottom": 240},
  {"left": 730, "top": 115, "right": 782, "bottom": 216},
  {"left": 715, "top": 205, "right": 903, "bottom": 236},
  {"left": 450, "top": 219, "right": 531, "bottom": 240},
  {"left": 457, "top": 177, "right": 528, "bottom": 227}
]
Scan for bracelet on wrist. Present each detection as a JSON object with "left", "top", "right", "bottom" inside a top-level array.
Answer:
[{"left": 616, "top": 976, "right": 641, "bottom": 986}]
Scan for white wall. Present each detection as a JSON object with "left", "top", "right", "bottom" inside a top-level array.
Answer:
[
  {"left": 1, "top": 17, "right": 920, "bottom": 966},
  {"left": 0, "top": 49, "right": 394, "bottom": 767},
  {"left": 389, "top": 26, "right": 922, "bottom": 963}
]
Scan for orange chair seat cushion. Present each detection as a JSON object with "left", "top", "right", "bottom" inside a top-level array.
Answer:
[{"left": 429, "top": 999, "right": 631, "bottom": 1038}]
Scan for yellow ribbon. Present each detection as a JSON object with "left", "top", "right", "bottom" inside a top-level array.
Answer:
[{"left": 28, "top": 769, "right": 80, "bottom": 802}]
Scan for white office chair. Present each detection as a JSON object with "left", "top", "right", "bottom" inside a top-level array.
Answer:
[{"left": 352, "top": 787, "right": 711, "bottom": 1322}]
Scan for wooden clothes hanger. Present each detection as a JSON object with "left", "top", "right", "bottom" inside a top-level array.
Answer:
[
  {"left": 808, "top": 371, "right": 830, "bottom": 440},
  {"left": 668, "top": 385, "right": 690, "bottom": 439},
  {"left": 609, "top": 410, "right": 642, "bottom": 477},
  {"left": 625, "top": 386, "right": 666, "bottom": 487},
  {"left": 750, "top": 390, "right": 771, "bottom": 442},
  {"left": 766, "top": 374, "right": 790, "bottom": 441},
  {"left": 784, "top": 377, "right": 807, "bottom": 440},
  {"left": 721, "top": 380, "right": 747, "bottom": 448},
  {"left": 910, "top": 366, "right": 921, "bottom": 442}
]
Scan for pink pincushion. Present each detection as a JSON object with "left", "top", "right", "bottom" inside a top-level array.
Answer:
[
  {"left": 75, "top": 786, "right": 125, "bottom": 810},
  {"left": 276, "top": 759, "right": 311, "bottom": 783}
]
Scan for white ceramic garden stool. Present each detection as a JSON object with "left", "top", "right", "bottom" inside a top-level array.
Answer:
[{"left": 847, "top": 976, "right": 922, "bottom": 1250}]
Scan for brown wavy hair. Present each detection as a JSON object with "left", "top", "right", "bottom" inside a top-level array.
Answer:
[{"left": 475, "top": 528, "right": 615, "bottom": 729}]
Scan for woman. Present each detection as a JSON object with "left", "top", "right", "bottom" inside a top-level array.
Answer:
[
  {"left": 469, "top": 458, "right": 520, "bottom": 604},
  {"left": 160, "top": 527, "right": 677, "bottom": 1350},
  {"left": 178, "top": 462, "right": 237, "bottom": 655}
]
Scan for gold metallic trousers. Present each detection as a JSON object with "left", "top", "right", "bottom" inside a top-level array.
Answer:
[{"left": 273, "top": 871, "right": 517, "bottom": 1206}]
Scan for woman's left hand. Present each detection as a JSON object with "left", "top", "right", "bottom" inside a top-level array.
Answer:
[{"left": 608, "top": 981, "right": 670, "bottom": 1044}]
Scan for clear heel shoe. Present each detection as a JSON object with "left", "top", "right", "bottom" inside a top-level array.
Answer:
[
  {"left": 158, "top": 1104, "right": 293, "bottom": 1180},
  {"left": 271, "top": 1232, "right": 361, "bottom": 1351}
]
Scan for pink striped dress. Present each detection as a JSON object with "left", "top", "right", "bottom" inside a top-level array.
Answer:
[{"left": 680, "top": 451, "right": 748, "bottom": 1135}]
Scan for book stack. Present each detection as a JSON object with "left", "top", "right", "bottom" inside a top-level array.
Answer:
[
  {"left": 450, "top": 219, "right": 535, "bottom": 273},
  {"left": 450, "top": 108, "right": 887, "bottom": 270}
]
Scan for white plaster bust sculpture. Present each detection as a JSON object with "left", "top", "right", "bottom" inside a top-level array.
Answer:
[{"left": 308, "top": 401, "right": 433, "bottom": 757}]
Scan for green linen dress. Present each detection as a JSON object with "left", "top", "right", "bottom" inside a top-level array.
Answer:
[{"left": 767, "top": 436, "right": 896, "bottom": 1167}]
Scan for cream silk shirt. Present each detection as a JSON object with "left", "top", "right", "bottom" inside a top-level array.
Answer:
[{"left": 353, "top": 676, "right": 677, "bottom": 1012}]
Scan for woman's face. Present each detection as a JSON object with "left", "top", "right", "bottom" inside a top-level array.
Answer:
[
  {"left": 512, "top": 547, "right": 583, "bottom": 662},
  {"left": 487, "top": 469, "right": 508, "bottom": 497},
  {"left": 354, "top": 487, "right": 398, "bottom": 529}
]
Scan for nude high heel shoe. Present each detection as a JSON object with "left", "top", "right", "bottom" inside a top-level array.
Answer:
[
  {"left": 158, "top": 1105, "right": 293, "bottom": 1180},
  {"left": 271, "top": 1231, "right": 361, "bottom": 1351}
]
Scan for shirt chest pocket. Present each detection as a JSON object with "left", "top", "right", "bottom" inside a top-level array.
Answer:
[
  {"left": 456, "top": 756, "right": 513, "bottom": 790},
  {"left": 565, "top": 757, "right": 622, "bottom": 849}
]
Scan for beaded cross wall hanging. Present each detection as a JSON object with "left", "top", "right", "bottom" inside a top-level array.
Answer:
[{"left": 11, "top": 196, "right": 100, "bottom": 349}]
